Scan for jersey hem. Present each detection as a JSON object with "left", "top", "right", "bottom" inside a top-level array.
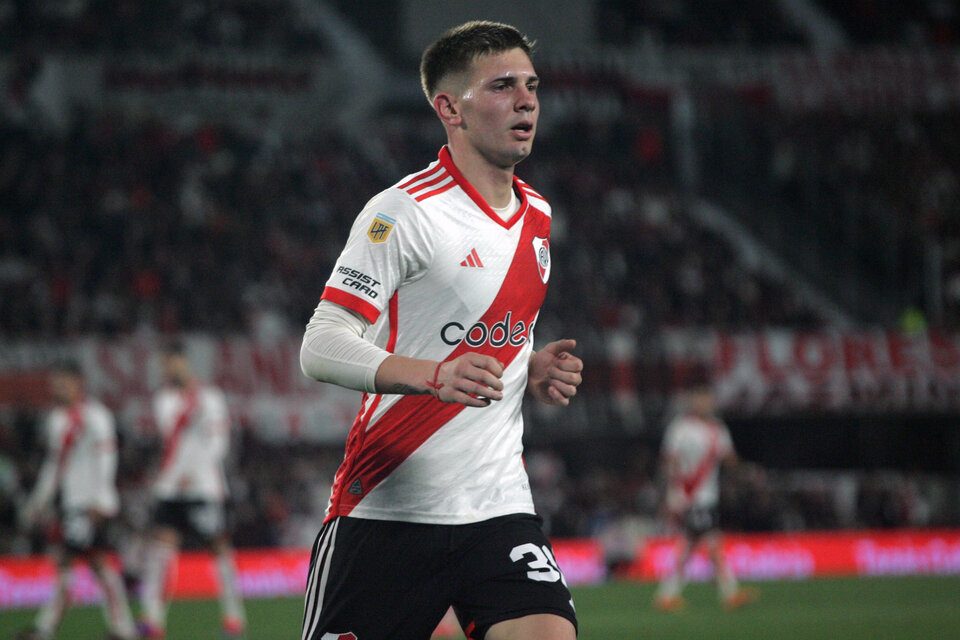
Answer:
[{"left": 328, "top": 502, "right": 536, "bottom": 525}]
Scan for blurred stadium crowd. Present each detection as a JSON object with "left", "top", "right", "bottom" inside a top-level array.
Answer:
[{"left": 2, "top": 0, "right": 960, "bottom": 556}]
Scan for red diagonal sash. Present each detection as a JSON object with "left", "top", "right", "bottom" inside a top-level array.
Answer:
[
  {"left": 55, "top": 403, "right": 85, "bottom": 483},
  {"left": 327, "top": 206, "right": 551, "bottom": 520},
  {"left": 160, "top": 387, "right": 199, "bottom": 472},
  {"left": 681, "top": 420, "right": 721, "bottom": 500}
]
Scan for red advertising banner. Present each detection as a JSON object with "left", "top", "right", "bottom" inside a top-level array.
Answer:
[
  {"left": 628, "top": 529, "right": 960, "bottom": 581},
  {"left": 1, "top": 530, "right": 958, "bottom": 610},
  {"left": 0, "top": 542, "right": 603, "bottom": 610}
]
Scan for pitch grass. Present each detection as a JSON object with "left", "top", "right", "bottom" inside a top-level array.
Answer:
[{"left": 1, "top": 576, "right": 959, "bottom": 639}]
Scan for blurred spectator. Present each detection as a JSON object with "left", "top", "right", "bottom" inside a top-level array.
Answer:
[{"left": 0, "top": 0, "right": 327, "bottom": 54}]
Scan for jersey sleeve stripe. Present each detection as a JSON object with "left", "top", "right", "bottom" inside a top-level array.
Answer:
[
  {"left": 396, "top": 163, "right": 444, "bottom": 190},
  {"left": 406, "top": 171, "right": 452, "bottom": 196},
  {"left": 321, "top": 286, "right": 381, "bottom": 324},
  {"left": 414, "top": 179, "right": 457, "bottom": 202},
  {"left": 518, "top": 186, "right": 540, "bottom": 198}
]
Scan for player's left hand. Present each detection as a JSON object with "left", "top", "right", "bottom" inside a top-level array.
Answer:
[{"left": 527, "top": 339, "right": 583, "bottom": 406}]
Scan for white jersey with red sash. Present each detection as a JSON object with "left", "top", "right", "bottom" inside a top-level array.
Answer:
[
  {"left": 319, "top": 146, "right": 552, "bottom": 525},
  {"left": 43, "top": 399, "right": 120, "bottom": 515},
  {"left": 662, "top": 415, "right": 734, "bottom": 513},
  {"left": 152, "top": 384, "right": 230, "bottom": 501}
]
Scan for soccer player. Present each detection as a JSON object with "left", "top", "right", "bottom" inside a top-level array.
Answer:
[
  {"left": 17, "top": 361, "right": 137, "bottom": 640},
  {"left": 299, "top": 20, "right": 582, "bottom": 640},
  {"left": 653, "top": 382, "right": 757, "bottom": 611},
  {"left": 138, "top": 342, "right": 246, "bottom": 639}
]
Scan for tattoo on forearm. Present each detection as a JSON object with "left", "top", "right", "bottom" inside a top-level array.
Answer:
[{"left": 383, "top": 383, "right": 424, "bottom": 395}]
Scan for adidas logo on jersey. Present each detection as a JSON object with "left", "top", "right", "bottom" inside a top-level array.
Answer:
[
  {"left": 348, "top": 478, "right": 363, "bottom": 495},
  {"left": 460, "top": 248, "right": 484, "bottom": 268}
]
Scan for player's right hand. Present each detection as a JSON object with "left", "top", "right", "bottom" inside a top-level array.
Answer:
[{"left": 432, "top": 353, "right": 504, "bottom": 407}]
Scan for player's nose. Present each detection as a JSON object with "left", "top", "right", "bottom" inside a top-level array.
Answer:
[{"left": 516, "top": 87, "right": 536, "bottom": 112}]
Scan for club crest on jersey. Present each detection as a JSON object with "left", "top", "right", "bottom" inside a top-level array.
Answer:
[
  {"left": 532, "top": 236, "right": 550, "bottom": 283},
  {"left": 367, "top": 213, "right": 395, "bottom": 244}
]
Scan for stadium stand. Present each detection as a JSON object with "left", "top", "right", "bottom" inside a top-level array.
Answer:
[
  {"left": 814, "top": 0, "right": 960, "bottom": 45},
  {"left": 0, "top": 0, "right": 327, "bottom": 53},
  {"left": 595, "top": 0, "right": 806, "bottom": 47}
]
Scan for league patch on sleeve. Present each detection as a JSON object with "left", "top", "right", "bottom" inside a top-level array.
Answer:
[{"left": 367, "top": 212, "right": 395, "bottom": 243}]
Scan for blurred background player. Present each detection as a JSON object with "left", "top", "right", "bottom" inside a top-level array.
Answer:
[
  {"left": 138, "top": 342, "right": 246, "bottom": 639},
  {"left": 17, "top": 361, "right": 136, "bottom": 640},
  {"left": 653, "top": 380, "right": 757, "bottom": 611}
]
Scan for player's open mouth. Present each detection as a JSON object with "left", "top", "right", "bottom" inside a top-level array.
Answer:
[{"left": 511, "top": 123, "right": 534, "bottom": 139}]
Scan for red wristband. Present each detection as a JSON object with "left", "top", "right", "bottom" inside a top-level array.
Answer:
[{"left": 426, "top": 361, "right": 444, "bottom": 397}]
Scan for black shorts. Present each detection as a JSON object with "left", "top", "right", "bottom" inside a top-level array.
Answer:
[
  {"left": 301, "top": 514, "right": 577, "bottom": 640},
  {"left": 680, "top": 505, "right": 720, "bottom": 539},
  {"left": 56, "top": 511, "right": 113, "bottom": 555},
  {"left": 153, "top": 499, "right": 226, "bottom": 542}
]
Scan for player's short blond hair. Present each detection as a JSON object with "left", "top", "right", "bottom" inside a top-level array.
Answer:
[{"left": 419, "top": 21, "right": 535, "bottom": 100}]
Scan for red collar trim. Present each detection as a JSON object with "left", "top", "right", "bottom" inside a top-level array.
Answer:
[{"left": 437, "top": 146, "right": 528, "bottom": 230}]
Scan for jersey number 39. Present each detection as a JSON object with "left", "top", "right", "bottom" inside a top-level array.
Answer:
[{"left": 510, "top": 543, "right": 567, "bottom": 586}]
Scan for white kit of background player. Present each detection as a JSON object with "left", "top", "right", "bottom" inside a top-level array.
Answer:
[
  {"left": 19, "top": 364, "right": 137, "bottom": 640},
  {"left": 138, "top": 345, "right": 246, "bottom": 639}
]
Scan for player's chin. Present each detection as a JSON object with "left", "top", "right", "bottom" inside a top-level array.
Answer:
[{"left": 506, "top": 136, "right": 534, "bottom": 156}]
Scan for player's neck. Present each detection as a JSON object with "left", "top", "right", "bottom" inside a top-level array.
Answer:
[{"left": 446, "top": 142, "right": 516, "bottom": 209}]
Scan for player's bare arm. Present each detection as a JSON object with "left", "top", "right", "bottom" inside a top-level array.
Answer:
[
  {"left": 375, "top": 352, "right": 504, "bottom": 407},
  {"left": 527, "top": 339, "right": 583, "bottom": 406}
]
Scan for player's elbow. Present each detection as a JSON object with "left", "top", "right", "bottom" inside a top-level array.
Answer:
[
  {"left": 299, "top": 331, "right": 340, "bottom": 384},
  {"left": 299, "top": 335, "right": 326, "bottom": 381}
]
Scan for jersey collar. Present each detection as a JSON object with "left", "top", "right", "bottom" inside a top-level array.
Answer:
[{"left": 438, "top": 146, "right": 528, "bottom": 230}]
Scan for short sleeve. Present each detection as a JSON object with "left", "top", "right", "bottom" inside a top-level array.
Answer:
[
  {"left": 320, "top": 189, "right": 433, "bottom": 323},
  {"left": 661, "top": 419, "right": 680, "bottom": 456},
  {"left": 95, "top": 405, "right": 116, "bottom": 442},
  {"left": 208, "top": 389, "right": 229, "bottom": 425}
]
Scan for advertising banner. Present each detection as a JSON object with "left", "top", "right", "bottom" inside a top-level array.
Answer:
[
  {"left": 664, "top": 330, "right": 960, "bottom": 415},
  {"left": 0, "top": 336, "right": 361, "bottom": 442},
  {"left": 629, "top": 529, "right": 960, "bottom": 581},
  {"left": 1, "top": 530, "right": 958, "bottom": 609}
]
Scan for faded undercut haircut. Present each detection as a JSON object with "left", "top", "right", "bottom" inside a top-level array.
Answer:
[{"left": 420, "top": 20, "right": 535, "bottom": 101}]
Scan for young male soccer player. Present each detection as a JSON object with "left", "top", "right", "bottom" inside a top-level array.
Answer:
[
  {"left": 654, "top": 383, "right": 757, "bottom": 611},
  {"left": 18, "top": 361, "right": 137, "bottom": 640},
  {"left": 138, "top": 342, "right": 246, "bottom": 639},
  {"left": 299, "top": 20, "right": 583, "bottom": 640}
]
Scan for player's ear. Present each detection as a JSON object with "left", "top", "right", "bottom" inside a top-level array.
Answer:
[{"left": 433, "top": 92, "right": 462, "bottom": 127}]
